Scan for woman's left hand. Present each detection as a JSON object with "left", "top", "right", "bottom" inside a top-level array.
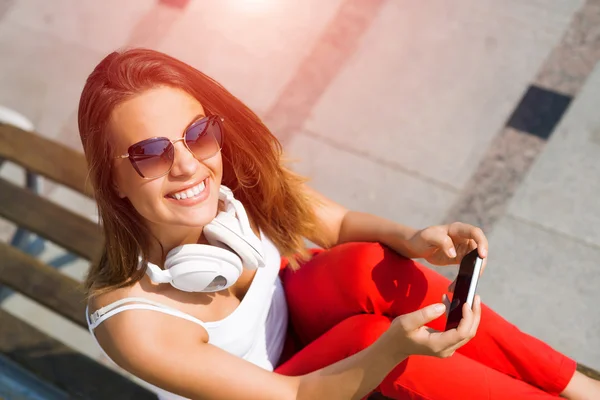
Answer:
[{"left": 406, "top": 222, "right": 489, "bottom": 272}]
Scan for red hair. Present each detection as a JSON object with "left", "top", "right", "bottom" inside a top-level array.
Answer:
[{"left": 78, "top": 48, "right": 331, "bottom": 298}]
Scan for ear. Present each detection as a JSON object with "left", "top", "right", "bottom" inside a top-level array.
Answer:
[{"left": 113, "top": 184, "right": 126, "bottom": 198}]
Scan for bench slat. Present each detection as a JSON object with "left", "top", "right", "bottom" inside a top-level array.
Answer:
[
  {"left": 0, "top": 309, "right": 157, "bottom": 399},
  {"left": 0, "top": 243, "right": 87, "bottom": 329},
  {"left": 0, "top": 124, "right": 93, "bottom": 197},
  {"left": 0, "top": 177, "right": 103, "bottom": 261}
]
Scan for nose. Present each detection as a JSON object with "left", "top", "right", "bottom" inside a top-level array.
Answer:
[{"left": 169, "top": 139, "right": 198, "bottom": 177}]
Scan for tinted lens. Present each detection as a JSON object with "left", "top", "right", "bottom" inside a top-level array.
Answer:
[
  {"left": 129, "top": 138, "right": 174, "bottom": 178},
  {"left": 185, "top": 116, "right": 222, "bottom": 160}
]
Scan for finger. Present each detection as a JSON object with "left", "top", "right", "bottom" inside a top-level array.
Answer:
[
  {"left": 396, "top": 303, "right": 446, "bottom": 332},
  {"left": 480, "top": 256, "right": 488, "bottom": 276},
  {"left": 467, "top": 238, "right": 478, "bottom": 253},
  {"left": 420, "top": 227, "right": 457, "bottom": 260},
  {"left": 469, "top": 295, "right": 482, "bottom": 338},
  {"left": 448, "top": 223, "right": 488, "bottom": 258},
  {"left": 455, "top": 301, "right": 475, "bottom": 339},
  {"left": 441, "top": 294, "right": 452, "bottom": 317},
  {"left": 447, "top": 279, "right": 456, "bottom": 292},
  {"left": 425, "top": 325, "right": 467, "bottom": 353},
  {"left": 425, "top": 303, "right": 474, "bottom": 350},
  {"left": 445, "top": 296, "right": 483, "bottom": 353},
  {"left": 453, "top": 240, "right": 475, "bottom": 263},
  {"left": 438, "top": 302, "right": 476, "bottom": 353},
  {"left": 461, "top": 239, "right": 487, "bottom": 276},
  {"left": 441, "top": 293, "right": 451, "bottom": 308},
  {"left": 433, "top": 234, "right": 457, "bottom": 260},
  {"left": 442, "top": 236, "right": 458, "bottom": 259}
]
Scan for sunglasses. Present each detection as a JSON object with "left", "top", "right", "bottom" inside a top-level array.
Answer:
[{"left": 115, "top": 115, "right": 224, "bottom": 179}]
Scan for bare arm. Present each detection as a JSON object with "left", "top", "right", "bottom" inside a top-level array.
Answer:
[
  {"left": 303, "top": 184, "right": 418, "bottom": 257},
  {"left": 94, "top": 300, "right": 479, "bottom": 399},
  {"left": 297, "top": 332, "right": 405, "bottom": 399},
  {"left": 94, "top": 307, "right": 410, "bottom": 400}
]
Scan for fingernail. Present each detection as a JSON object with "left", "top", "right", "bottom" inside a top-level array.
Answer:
[
  {"left": 435, "top": 304, "right": 446, "bottom": 313},
  {"left": 449, "top": 248, "right": 457, "bottom": 258}
]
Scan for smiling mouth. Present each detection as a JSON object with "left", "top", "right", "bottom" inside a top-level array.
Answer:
[{"left": 167, "top": 178, "right": 208, "bottom": 200}]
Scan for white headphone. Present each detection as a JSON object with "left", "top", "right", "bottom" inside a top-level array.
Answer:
[{"left": 143, "top": 185, "right": 266, "bottom": 292}]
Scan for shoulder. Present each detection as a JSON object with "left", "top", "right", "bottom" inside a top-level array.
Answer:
[{"left": 88, "top": 286, "right": 209, "bottom": 369}]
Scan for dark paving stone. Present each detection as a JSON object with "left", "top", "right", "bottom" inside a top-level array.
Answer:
[
  {"left": 506, "top": 85, "right": 573, "bottom": 140},
  {"left": 443, "top": 127, "right": 546, "bottom": 232}
]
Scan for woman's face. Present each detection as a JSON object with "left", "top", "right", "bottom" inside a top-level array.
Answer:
[{"left": 109, "top": 86, "right": 222, "bottom": 245}]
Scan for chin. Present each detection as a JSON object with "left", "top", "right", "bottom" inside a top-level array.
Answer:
[
  {"left": 151, "top": 214, "right": 213, "bottom": 234},
  {"left": 174, "top": 200, "right": 219, "bottom": 225}
]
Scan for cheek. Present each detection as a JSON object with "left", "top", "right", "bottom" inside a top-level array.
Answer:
[
  {"left": 115, "top": 166, "right": 163, "bottom": 220},
  {"left": 207, "top": 153, "right": 223, "bottom": 173},
  {"left": 126, "top": 186, "right": 166, "bottom": 225},
  {"left": 208, "top": 155, "right": 224, "bottom": 183},
  {"left": 113, "top": 164, "right": 134, "bottom": 198}
]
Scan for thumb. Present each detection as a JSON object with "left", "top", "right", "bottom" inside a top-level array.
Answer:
[
  {"left": 441, "top": 236, "right": 457, "bottom": 259},
  {"left": 396, "top": 303, "right": 446, "bottom": 332}
]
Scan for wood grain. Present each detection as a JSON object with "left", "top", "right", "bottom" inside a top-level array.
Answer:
[
  {"left": 0, "top": 243, "right": 87, "bottom": 329},
  {"left": 0, "top": 123, "right": 94, "bottom": 198},
  {"left": 0, "top": 177, "right": 103, "bottom": 261}
]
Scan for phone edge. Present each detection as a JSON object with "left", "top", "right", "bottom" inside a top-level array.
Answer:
[{"left": 466, "top": 256, "right": 483, "bottom": 308}]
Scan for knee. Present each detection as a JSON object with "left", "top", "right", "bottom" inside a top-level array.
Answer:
[
  {"left": 335, "top": 242, "right": 423, "bottom": 295},
  {"left": 329, "top": 242, "right": 415, "bottom": 277},
  {"left": 335, "top": 314, "right": 391, "bottom": 355}
]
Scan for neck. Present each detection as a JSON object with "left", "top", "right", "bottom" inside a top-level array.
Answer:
[
  {"left": 145, "top": 201, "right": 226, "bottom": 267},
  {"left": 146, "top": 224, "right": 206, "bottom": 268}
]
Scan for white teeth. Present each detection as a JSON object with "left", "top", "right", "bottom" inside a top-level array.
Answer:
[{"left": 170, "top": 180, "right": 206, "bottom": 200}]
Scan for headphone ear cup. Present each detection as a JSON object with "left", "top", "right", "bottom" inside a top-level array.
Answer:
[
  {"left": 143, "top": 185, "right": 267, "bottom": 293},
  {"left": 165, "top": 244, "right": 243, "bottom": 292}
]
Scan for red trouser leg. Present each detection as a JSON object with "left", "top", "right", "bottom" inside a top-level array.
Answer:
[{"left": 276, "top": 242, "right": 576, "bottom": 399}]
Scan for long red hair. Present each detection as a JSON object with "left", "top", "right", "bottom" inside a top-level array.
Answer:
[{"left": 78, "top": 48, "right": 331, "bottom": 298}]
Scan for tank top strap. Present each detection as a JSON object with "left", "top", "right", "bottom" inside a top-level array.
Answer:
[{"left": 86, "top": 296, "right": 208, "bottom": 331}]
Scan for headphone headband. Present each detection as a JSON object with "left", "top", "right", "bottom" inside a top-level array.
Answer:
[{"left": 142, "top": 184, "right": 265, "bottom": 292}]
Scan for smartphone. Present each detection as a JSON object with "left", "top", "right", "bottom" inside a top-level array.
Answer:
[{"left": 445, "top": 248, "right": 483, "bottom": 331}]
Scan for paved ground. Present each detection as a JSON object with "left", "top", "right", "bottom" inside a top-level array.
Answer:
[{"left": 1, "top": 0, "right": 599, "bottom": 390}]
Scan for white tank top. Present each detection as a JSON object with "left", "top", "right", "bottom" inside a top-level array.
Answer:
[{"left": 85, "top": 234, "right": 288, "bottom": 400}]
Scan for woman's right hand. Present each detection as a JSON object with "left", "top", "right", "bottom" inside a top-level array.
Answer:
[{"left": 386, "top": 295, "right": 482, "bottom": 359}]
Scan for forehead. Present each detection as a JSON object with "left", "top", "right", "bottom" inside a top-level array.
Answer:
[{"left": 108, "top": 86, "right": 205, "bottom": 150}]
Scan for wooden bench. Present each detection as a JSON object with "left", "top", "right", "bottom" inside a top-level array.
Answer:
[
  {"left": 0, "top": 122, "right": 157, "bottom": 399},
  {"left": 0, "top": 123, "right": 598, "bottom": 399}
]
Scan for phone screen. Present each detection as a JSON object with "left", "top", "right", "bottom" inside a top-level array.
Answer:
[{"left": 445, "top": 249, "right": 482, "bottom": 331}]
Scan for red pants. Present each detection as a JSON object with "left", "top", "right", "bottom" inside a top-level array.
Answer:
[{"left": 274, "top": 242, "right": 576, "bottom": 399}]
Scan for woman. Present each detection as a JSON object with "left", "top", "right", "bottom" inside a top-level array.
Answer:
[{"left": 80, "top": 48, "right": 598, "bottom": 400}]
